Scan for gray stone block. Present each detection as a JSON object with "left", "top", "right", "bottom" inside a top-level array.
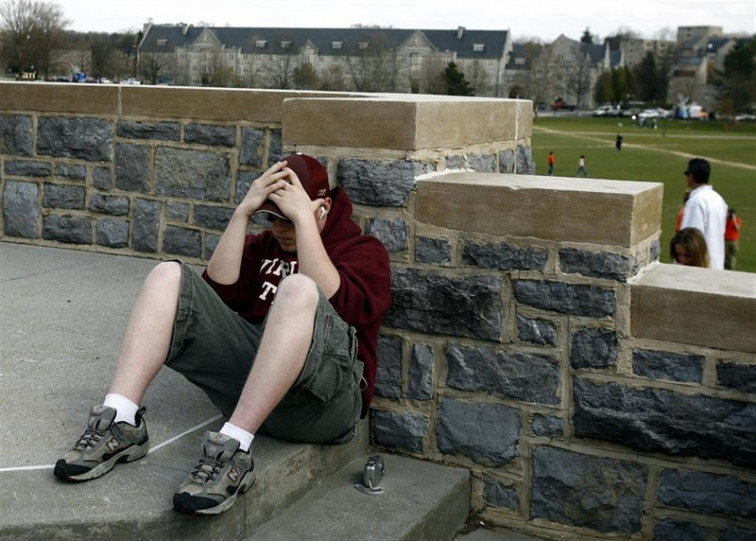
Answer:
[
  {"left": 720, "top": 525, "right": 756, "bottom": 541},
  {"left": 88, "top": 194, "right": 130, "bottom": 216},
  {"left": 204, "top": 234, "right": 221, "bottom": 259},
  {"left": 2, "top": 181, "right": 39, "bottom": 238},
  {"left": 185, "top": 123, "right": 236, "bottom": 146},
  {"left": 163, "top": 225, "right": 201, "bottom": 257},
  {"left": 415, "top": 237, "right": 451, "bottom": 264},
  {"left": 193, "top": 204, "right": 234, "bottom": 231},
  {"left": 514, "top": 279, "right": 615, "bottom": 318},
  {"left": 165, "top": 201, "right": 189, "bottom": 222},
  {"left": 573, "top": 378, "right": 756, "bottom": 467},
  {"left": 54, "top": 163, "right": 86, "bottom": 181},
  {"left": 516, "top": 315, "right": 557, "bottom": 346},
  {"left": 240, "top": 127, "right": 265, "bottom": 166},
  {"left": 658, "top": 469, "right": 756, "bottom": 518},
  {"left": 96, "top": 219, "right": 129, "bottom": 248},
  {"left": 532, "top": 414, "right": 563, "bottom": 438},
  {"left": 516, "top": 145, "right": 535, "bottom": 174},
  {"left": 337, "top": 158, "right": 429, "bottom": 207},
  {"left": 116, "top": 144, "right": 150, "bottom": 192},
  {"left": 718, "top": 361, "right": 756, "bottom": 393},
  {"left": 498, "top": 148, "right": 515, "bottom": 173},
  {"left": 446, "top": 343, "right": 560, "bottom": 405},
  {"left": 408, "top": 344, "right": 434, "bottom": 401},
  {"left": 375, "top": 335, "right": 402, "bottom": 399},
  {"left": 559, "top": 248, "right": 635, "bottom": 281},
  {"left": 37, "top": 116, "right": 113, "bottom": 161},
  {"left": 373, "top": 410, "right": 429, "bottom": 452},
  {"left": 117, "top": 120, "right": 180, "bottom": 141},
  {"left": 654, "top": 518, "right": 707, "bottom": 541},
  {"left": 632, "top": 349, "right": 704, "bottom": 383},
  {"left": 269, "top": 129, "right": 283, "bottom": 162},
  {"left": 0, "top": 114, "right": 33, "bottom": 155},
  {"left": 43, "top": 184, "right": 85, "bottom": 210},
  {"left": 42, "top": 214, "right": 91, "bottom": 244},
  {"left": 484, "top": 478, "right": 518, "bottom": 510},
  {"left": 5, "top": 160, "right": 51, "bottom": 177},
  {"left": 437, "top": 398, "right": 520, "bottom": 466},
  {"left": 531, "top": 446, "right": 645, "bottom": 535},
  {"left": 155, "top": 147, "right": 230, "bottom": 202},
  {"left": 385, "top": 268, "right": 502, "bottom": 341},
  {"left": 463, "top": 240, "right": 548, "bottom": 271},
  {"left": 571, "top": 328, "right": 618, "bottom": 369},
  {"left": 446, "top": 154, "right": 497, "bottom": 172},
  {"left": 93, "top": 166, "right": 113, "bottom": 190},
  {"left": 366, "top": 217, "right": 407, "bottom": 253},
  {"left": 133, "top": 199, "right": 161, "bottom": 253}
]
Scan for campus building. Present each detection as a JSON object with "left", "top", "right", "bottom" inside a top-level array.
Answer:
[{"left": 137, "top": 24, "right": 513, "bottom": 96}]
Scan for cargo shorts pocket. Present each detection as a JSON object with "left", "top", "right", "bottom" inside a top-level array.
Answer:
[{"left": 299, "top": 309, "right": 360, "bottom": 405}]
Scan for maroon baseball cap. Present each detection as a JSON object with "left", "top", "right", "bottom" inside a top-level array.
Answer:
[{"left": 254, "top": 153, "right": 330, "bottom": 220}]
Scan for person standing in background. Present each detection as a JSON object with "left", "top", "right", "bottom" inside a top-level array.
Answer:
[
  {"left": 680, "top": 158, "right": 728, "bottom": 269},
  {"left": 575, "top": 155, "right": 588, "bottom": 177},
  {"left": 547, "top": 151, "right": 555, "bottom": 175},
  {"left": 725, "top": 208, "right": 742, "bottom": 270}
]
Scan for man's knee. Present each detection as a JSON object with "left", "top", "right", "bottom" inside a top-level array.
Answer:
[
  {"left": 145, "top": 261, "right": 182, "bottom": 290},
  {"left": 275, "top": 274, "right": 319, "bottom": 309}
]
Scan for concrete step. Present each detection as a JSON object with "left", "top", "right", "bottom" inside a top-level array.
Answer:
[
  {"left": 0, "top": 419, "right": 368, "bottom": 540},
  {"left": 246, "top": 454, "right": 470, "bottom": 541}
]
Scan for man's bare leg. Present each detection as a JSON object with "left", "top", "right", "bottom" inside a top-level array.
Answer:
[
  {"left": 227, "top": 273, "right": 318, "bottom": 435},
  {"left": 108, "top": 261, "right": 182, "bottom": 404}
]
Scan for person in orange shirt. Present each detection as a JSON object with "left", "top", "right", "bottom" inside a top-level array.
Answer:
[
  {"left": 547, "top": 151, "right": 555, "bottom": 175},
  {"left": 725, "top": 208, "right": 742, "bottom": 270},
  {"left": 674, "top": 190, "right": 690, "bottom": 233}
]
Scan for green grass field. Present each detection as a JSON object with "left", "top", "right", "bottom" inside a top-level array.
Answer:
[{"left": 531, "top": 116, "right": 756, "bottom": 272}]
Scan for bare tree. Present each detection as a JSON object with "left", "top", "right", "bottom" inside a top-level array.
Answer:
[
  {"left": 138, "top": 51, "right": 173, "bottom": 85},
  {"left": 0, "top": 0, "right": 70, "bottom": 78},
  {"left": 567, "top": 50, "right": 593, "bottom": 108},
  {"left": 346, "top": 34, "right": 398, "bottom": 92}
]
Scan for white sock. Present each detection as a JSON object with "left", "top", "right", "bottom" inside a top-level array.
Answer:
[
  {"left": 220, "top": 422, "right": 254, "bottom": 452},
  {"left": 103, "top": 393, "right": 139, "bottom": 426}
]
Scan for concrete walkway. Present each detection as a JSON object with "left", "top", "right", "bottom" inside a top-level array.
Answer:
[{"left": 0, "top": 242, "right": 547, "bottom": 540}]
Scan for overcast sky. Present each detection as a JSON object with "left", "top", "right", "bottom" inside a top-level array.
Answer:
[{"left": 54, "top": 0, "right": 754, "bottom": 42}]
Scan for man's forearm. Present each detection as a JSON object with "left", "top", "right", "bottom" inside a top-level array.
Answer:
[{"left": 206, "top": 211, "right": 252, "bottom": 285}]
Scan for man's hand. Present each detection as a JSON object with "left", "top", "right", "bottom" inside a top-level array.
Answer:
[
  {"left": 237, "top": 160, "right": 293, "bottom": 218},
  {"left": 268, "top": 166, "right": 324, "bottom": 225}
]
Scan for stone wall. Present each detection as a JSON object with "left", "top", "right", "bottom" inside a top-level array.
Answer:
[{"left": 1, "top": 82, "right": 754, "bottom": 540}]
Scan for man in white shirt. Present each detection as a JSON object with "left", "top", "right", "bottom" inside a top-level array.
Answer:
[{"left": 680, "top": 158, "right": 728, "bottom": 270}]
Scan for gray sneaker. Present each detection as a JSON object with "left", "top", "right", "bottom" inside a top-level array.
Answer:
[
  {"left": 54, "top": 405, "right": 149, "bottom": 482},
  {"left": 173, "top": 431, "right": 255, "bottom": 515}
]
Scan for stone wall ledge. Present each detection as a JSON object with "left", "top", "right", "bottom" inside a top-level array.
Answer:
[
  {"left": 630, "top": 263, "right": 756, "bottom": 353},
  {"left": 416, "top": 173, "right": 663, "bottom": 247}
]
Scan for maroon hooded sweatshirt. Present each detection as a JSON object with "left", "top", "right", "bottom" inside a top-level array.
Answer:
[{"left": 202, "top": 187, "right": 391, "bottom": 417}]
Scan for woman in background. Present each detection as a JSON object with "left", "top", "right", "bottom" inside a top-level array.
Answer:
[{"left": 670, "top": 227, "right": 709, "bottom": 268}]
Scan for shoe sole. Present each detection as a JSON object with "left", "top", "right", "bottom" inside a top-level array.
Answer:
[
  {"left": 193, "top": 471, "right": 257, "bottom": 516},
  {"left": 54, "top": 441, "right": 150, "bottom": 482}
]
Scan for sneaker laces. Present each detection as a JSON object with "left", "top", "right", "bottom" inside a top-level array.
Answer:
[
  {"left": 189, "top": 456, "right": 223, "bottom": 483},
  {"left": 74, "top": 428, "right": 105, "bottom": 451}
]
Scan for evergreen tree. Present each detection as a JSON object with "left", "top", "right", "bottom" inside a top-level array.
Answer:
[
  {"left": 720, "top": 38, "right": 756, "bottom": 113},
  {"left": 442, "top": 62, "right": 474, "bottom": 96}
]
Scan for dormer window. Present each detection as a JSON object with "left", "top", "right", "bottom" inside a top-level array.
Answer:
[
  {"left": 359, "top": 42, "right": 369, "bottom": 49},
  {"left": 157, "top": 39, "right": 167, "bottom": 46},
  {"left": 473, "top": 43, "right": 485, "bottom": 52},
  {"left": 281, "top": 40, "right": 292, "bottom": 49},
  {"left": 332, "top": 41, "right": 343, "bottom": 49},
  {"left": 256, "top": 40, "right": 267, "bottom": 48}
]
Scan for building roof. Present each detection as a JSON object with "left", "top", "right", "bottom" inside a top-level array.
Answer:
[{"left": 140, "top": 25, "right": 510, "bottom": 60}]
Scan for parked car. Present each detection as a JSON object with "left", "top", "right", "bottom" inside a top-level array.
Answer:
[
  {"left": 120, "top": 78, "right": 141, "bottom": 85},
  {"left": 592, "top": 105, "right": 620, "bottom": 117}
]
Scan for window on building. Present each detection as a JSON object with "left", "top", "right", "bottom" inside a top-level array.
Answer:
[
  {"left": 256, "top": 40, "right": 267, "bottom": 48},
  {"left": 473, "top": 43, "right": 485, "bottom": 52},
  {"left": 515, "top": 58, "right": 525, "bottom": 65},
  {"left": 157, "top": 39, "right": 167, "bottom": 46},
  {"left": 332, "top": 41, "right": 343, "bottom": 49},
  {"left": 359, "top": 42, "right": 369, "bottom": 49},
  {"left": 281, "top": 40, "right": 292, "bottom": 49}
]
